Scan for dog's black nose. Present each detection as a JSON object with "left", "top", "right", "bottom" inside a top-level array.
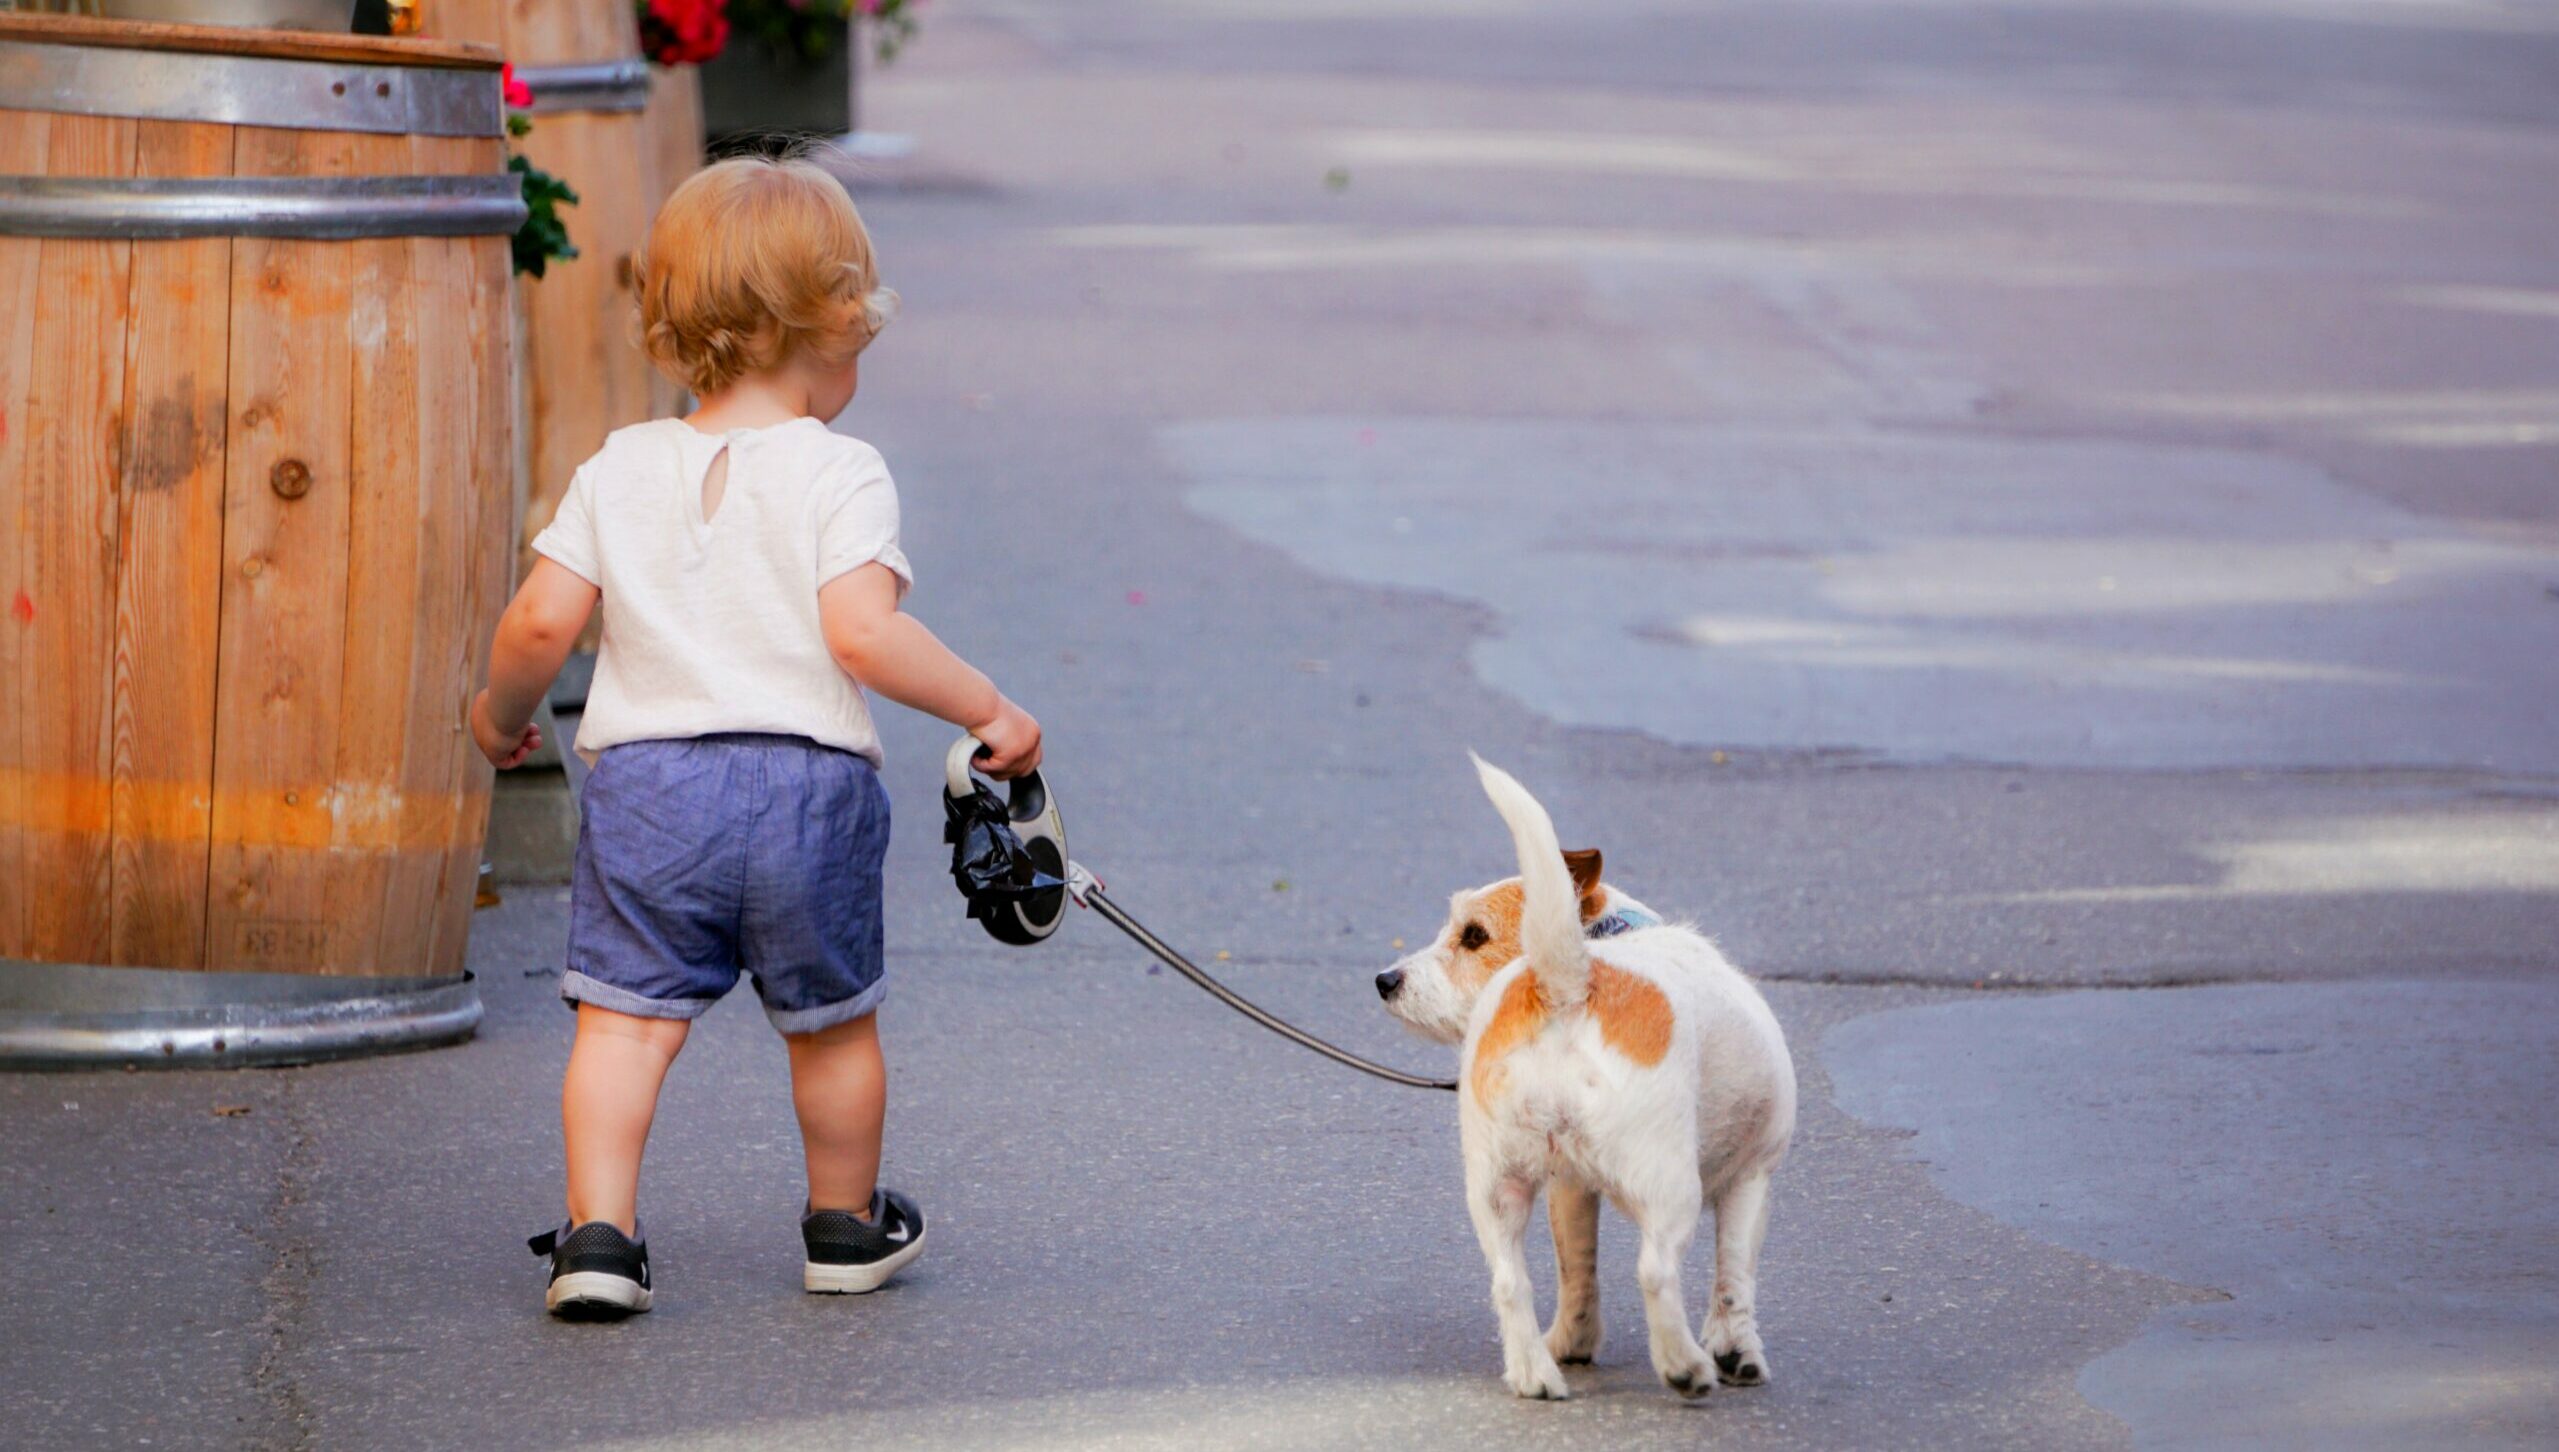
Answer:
[{"left": 1375, "top": 968, "right": 1405, "bottom": 1000}]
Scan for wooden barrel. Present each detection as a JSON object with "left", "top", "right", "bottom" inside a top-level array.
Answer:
[
  {"left": 421, "top": 0, "right": 668, "bottom": 579},
  {"left": 641, "top": 62, "right": 707, "bottom": 419},
  {"left": 0, "top": 14, "right": 516, "bottom": 1064}
]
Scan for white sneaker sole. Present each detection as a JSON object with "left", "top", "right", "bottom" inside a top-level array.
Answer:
[
  {"left": 547, "top": 1271, "right": 653, "bottom": 1316},
  {"left": 804, "top": 1228, "right": 926, "bottom": 1294}
]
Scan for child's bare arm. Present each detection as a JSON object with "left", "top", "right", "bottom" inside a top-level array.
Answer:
[
  {"left": 472, "top": 559, "right": 601, "bottom": 768},
  {"left": 818, "top": 562, "right": 1042, "bottom": 777}
]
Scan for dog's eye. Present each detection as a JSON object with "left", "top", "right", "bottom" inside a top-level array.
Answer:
[{"left": 1458, "top": 923, "right": 1490, "bottom": 952}]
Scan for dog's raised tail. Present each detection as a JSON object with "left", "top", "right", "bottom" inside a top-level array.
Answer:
[{"left": 1471, "top": 753, "right": 1590, "bottom": 1004}]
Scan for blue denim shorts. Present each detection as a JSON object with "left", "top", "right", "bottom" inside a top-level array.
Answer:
[{"left": 561, "top": 733, "right": 890, "bottom": 1034}]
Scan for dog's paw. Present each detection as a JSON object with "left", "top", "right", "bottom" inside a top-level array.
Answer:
[
  {"left": 1709, "top": 1331, "right": 1770, "bottom": 1382},
  {"left": 1544, "top": 1313, "right": 1602, "bottom": 1365},
  {"left": 1661, "top": 1358, "right": 1715, "bottom": 1401},
  {"left": 1504, "top": 1353, "right": 1573, "bottom": 1401},
  {"left": 1711, "top": 1345, "right": 1771, "bottom": 1387}
]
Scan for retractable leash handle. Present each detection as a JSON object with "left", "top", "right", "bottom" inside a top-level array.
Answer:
[{"left": 944, "top": 735, "right": 1070, "bottom": 945}]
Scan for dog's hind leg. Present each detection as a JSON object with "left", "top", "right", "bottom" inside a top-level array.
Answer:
[
  {"left": 1543, "top": 1173, "right": 1604, "bottom": 1364},
  {"left": 1468, "top": 1167, "right": 1571, "bottom": 1400},
  {"left": 1629, "top": 1191, "right": 1715, "bottom": 1399},
  {"left": 1703, "top": 1168, "right": 1774, "bottom": 1386}
]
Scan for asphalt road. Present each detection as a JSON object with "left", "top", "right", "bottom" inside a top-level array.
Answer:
[{"left": 4, "top": 2, "right": 2556, "bottom": 1448}]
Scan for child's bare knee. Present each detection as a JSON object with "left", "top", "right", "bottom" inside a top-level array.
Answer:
[
  {"left": 577, "top": 1003, "right": 693, "bottom": 1052},
  {"left": 784, "top": 1011, "right": 879, "bottom": 1051}
]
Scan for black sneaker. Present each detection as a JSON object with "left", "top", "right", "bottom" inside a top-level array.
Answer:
[
  {"left": 801, "top": 1189, "right": 926, "bottom": 1294},
  {"left": 529, "top": 1221, "right": 653, "bottom": 1318}
]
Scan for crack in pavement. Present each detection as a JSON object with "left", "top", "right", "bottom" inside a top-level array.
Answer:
[{"left": 246, "top": 1082, "right": 317, "bottom": 1452}]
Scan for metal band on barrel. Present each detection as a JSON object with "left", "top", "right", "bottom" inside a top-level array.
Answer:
[
  {"left": 514, "top": 59, "right": 651, "bottom": 114},
  {"left": 0, "top": 39, "right": 503, "bottom": 136},
  {"left": 0, "top": 963, "right": 484, "bottom": 1070},
  {"left": 0, "top": 174, "right": 528, "bottom": 239}
]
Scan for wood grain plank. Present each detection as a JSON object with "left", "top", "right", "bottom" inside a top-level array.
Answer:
[
  {"left": 646, "top": 62, "right": 705, "bottom": 213},
  {"left": 0, "top": 13, "right": 501, "bottom": 68},
  {"left": 18, "top": 113, "right": 139, "bottom": 965},
  {"left": 425, "top": 142, "right": 517, "bottom": 977},
  {"left": 417, "top": 0, "right": 510, "bottom": 50},
  {"left": 447, "top": 229, "right": 515, "bottom": 972},
  {"left": 507, "top": 0, "right": 639, "bottom": 67},
  {"left": 601, "top": 0, "right": 643, "bottom": 61},
  {"left": 321, "top": 130, "right": 425, "bottom": 975},
  {"left": 109, "top": 119, "right": 234, "bottom": 970},
  {"left": 643, "top": 64, "right": 704, "bottom": 421},
  {"left": 204, "top": 124, "right": 358, "bottom": 974},
  {"left": 0, "top": 108, "right": 53, "bottom": 962},
  {"left": 408, "top": 136, "right": 511, "bottom": 978}
]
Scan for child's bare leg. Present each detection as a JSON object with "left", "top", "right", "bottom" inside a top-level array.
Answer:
[
  {"left": 786, "top": 1013, "right": 886, "bottom": 1217},
  {"left": 562, "top": 1004, "right": 691, "bottom": 1231}
]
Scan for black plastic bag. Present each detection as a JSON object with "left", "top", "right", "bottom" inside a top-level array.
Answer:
[{"left": 943, "top": 783, "right": 1064, "bottom": 924}]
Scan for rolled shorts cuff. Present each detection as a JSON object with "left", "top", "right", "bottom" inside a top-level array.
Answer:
[
  {"left": 764, "top": 977, "right": 887, "bottom": 1036},
  {"left": 559, "top": 969, "right": 718, "bottom": 1021}
]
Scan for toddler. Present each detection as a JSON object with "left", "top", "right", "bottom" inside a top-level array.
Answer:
[{"left": 472, "top": 156, "right": 1040, "bottom": 1317}]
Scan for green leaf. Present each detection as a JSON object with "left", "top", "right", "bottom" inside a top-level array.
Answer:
[{"left": 508, "top": 152, "right": 580, "bottom": 279}]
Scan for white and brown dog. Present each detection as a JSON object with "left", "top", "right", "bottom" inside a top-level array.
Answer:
[{"left": 1376, "top": 757, "right": 1796, "bottom": 1401}]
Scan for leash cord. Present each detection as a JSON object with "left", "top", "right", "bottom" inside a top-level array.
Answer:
[{"left": 1074, "top": 880, "right": 1459, "bottom": 1093}]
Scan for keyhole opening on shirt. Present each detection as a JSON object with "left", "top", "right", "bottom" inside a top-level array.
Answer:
[{"left": 700, "top": 445, "right": 730, "bottom": 524}]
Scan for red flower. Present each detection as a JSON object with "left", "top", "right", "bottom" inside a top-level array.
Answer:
[
  {"left": 501, "top": 62, "right": 534, "bottom": 110},
  {"left": 639, "top": 0, "right": 731, "bottom": 66}
]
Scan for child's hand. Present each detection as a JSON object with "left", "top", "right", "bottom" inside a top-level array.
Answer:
[
  {"left": 969, "top": 696, "right": 1043, "bottom": 779},
  {"left": 471, "top": 690, "right": 544, "bottom": 770}
]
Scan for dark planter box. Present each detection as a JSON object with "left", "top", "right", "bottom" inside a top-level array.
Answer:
[{"left": 701, "top": 19, "right": 856, "bottom": 151}]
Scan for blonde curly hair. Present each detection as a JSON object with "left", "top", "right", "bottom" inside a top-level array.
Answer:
[{"left": 636, "top": 155, "right": 897, "bottom": 398}]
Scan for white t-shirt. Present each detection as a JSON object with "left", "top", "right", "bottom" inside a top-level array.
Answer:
[{"left": 532, "top": 416, "right": 912, "bottom": 766}]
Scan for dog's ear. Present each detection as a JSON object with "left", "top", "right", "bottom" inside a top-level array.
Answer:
[{"left": 1563, "top": 848, "right": 1605, "bottom": 920}]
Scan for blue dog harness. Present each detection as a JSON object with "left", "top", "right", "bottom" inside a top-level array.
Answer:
[{"left": 1586, "top": 904, "right": 1661, "bottom": 939}]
